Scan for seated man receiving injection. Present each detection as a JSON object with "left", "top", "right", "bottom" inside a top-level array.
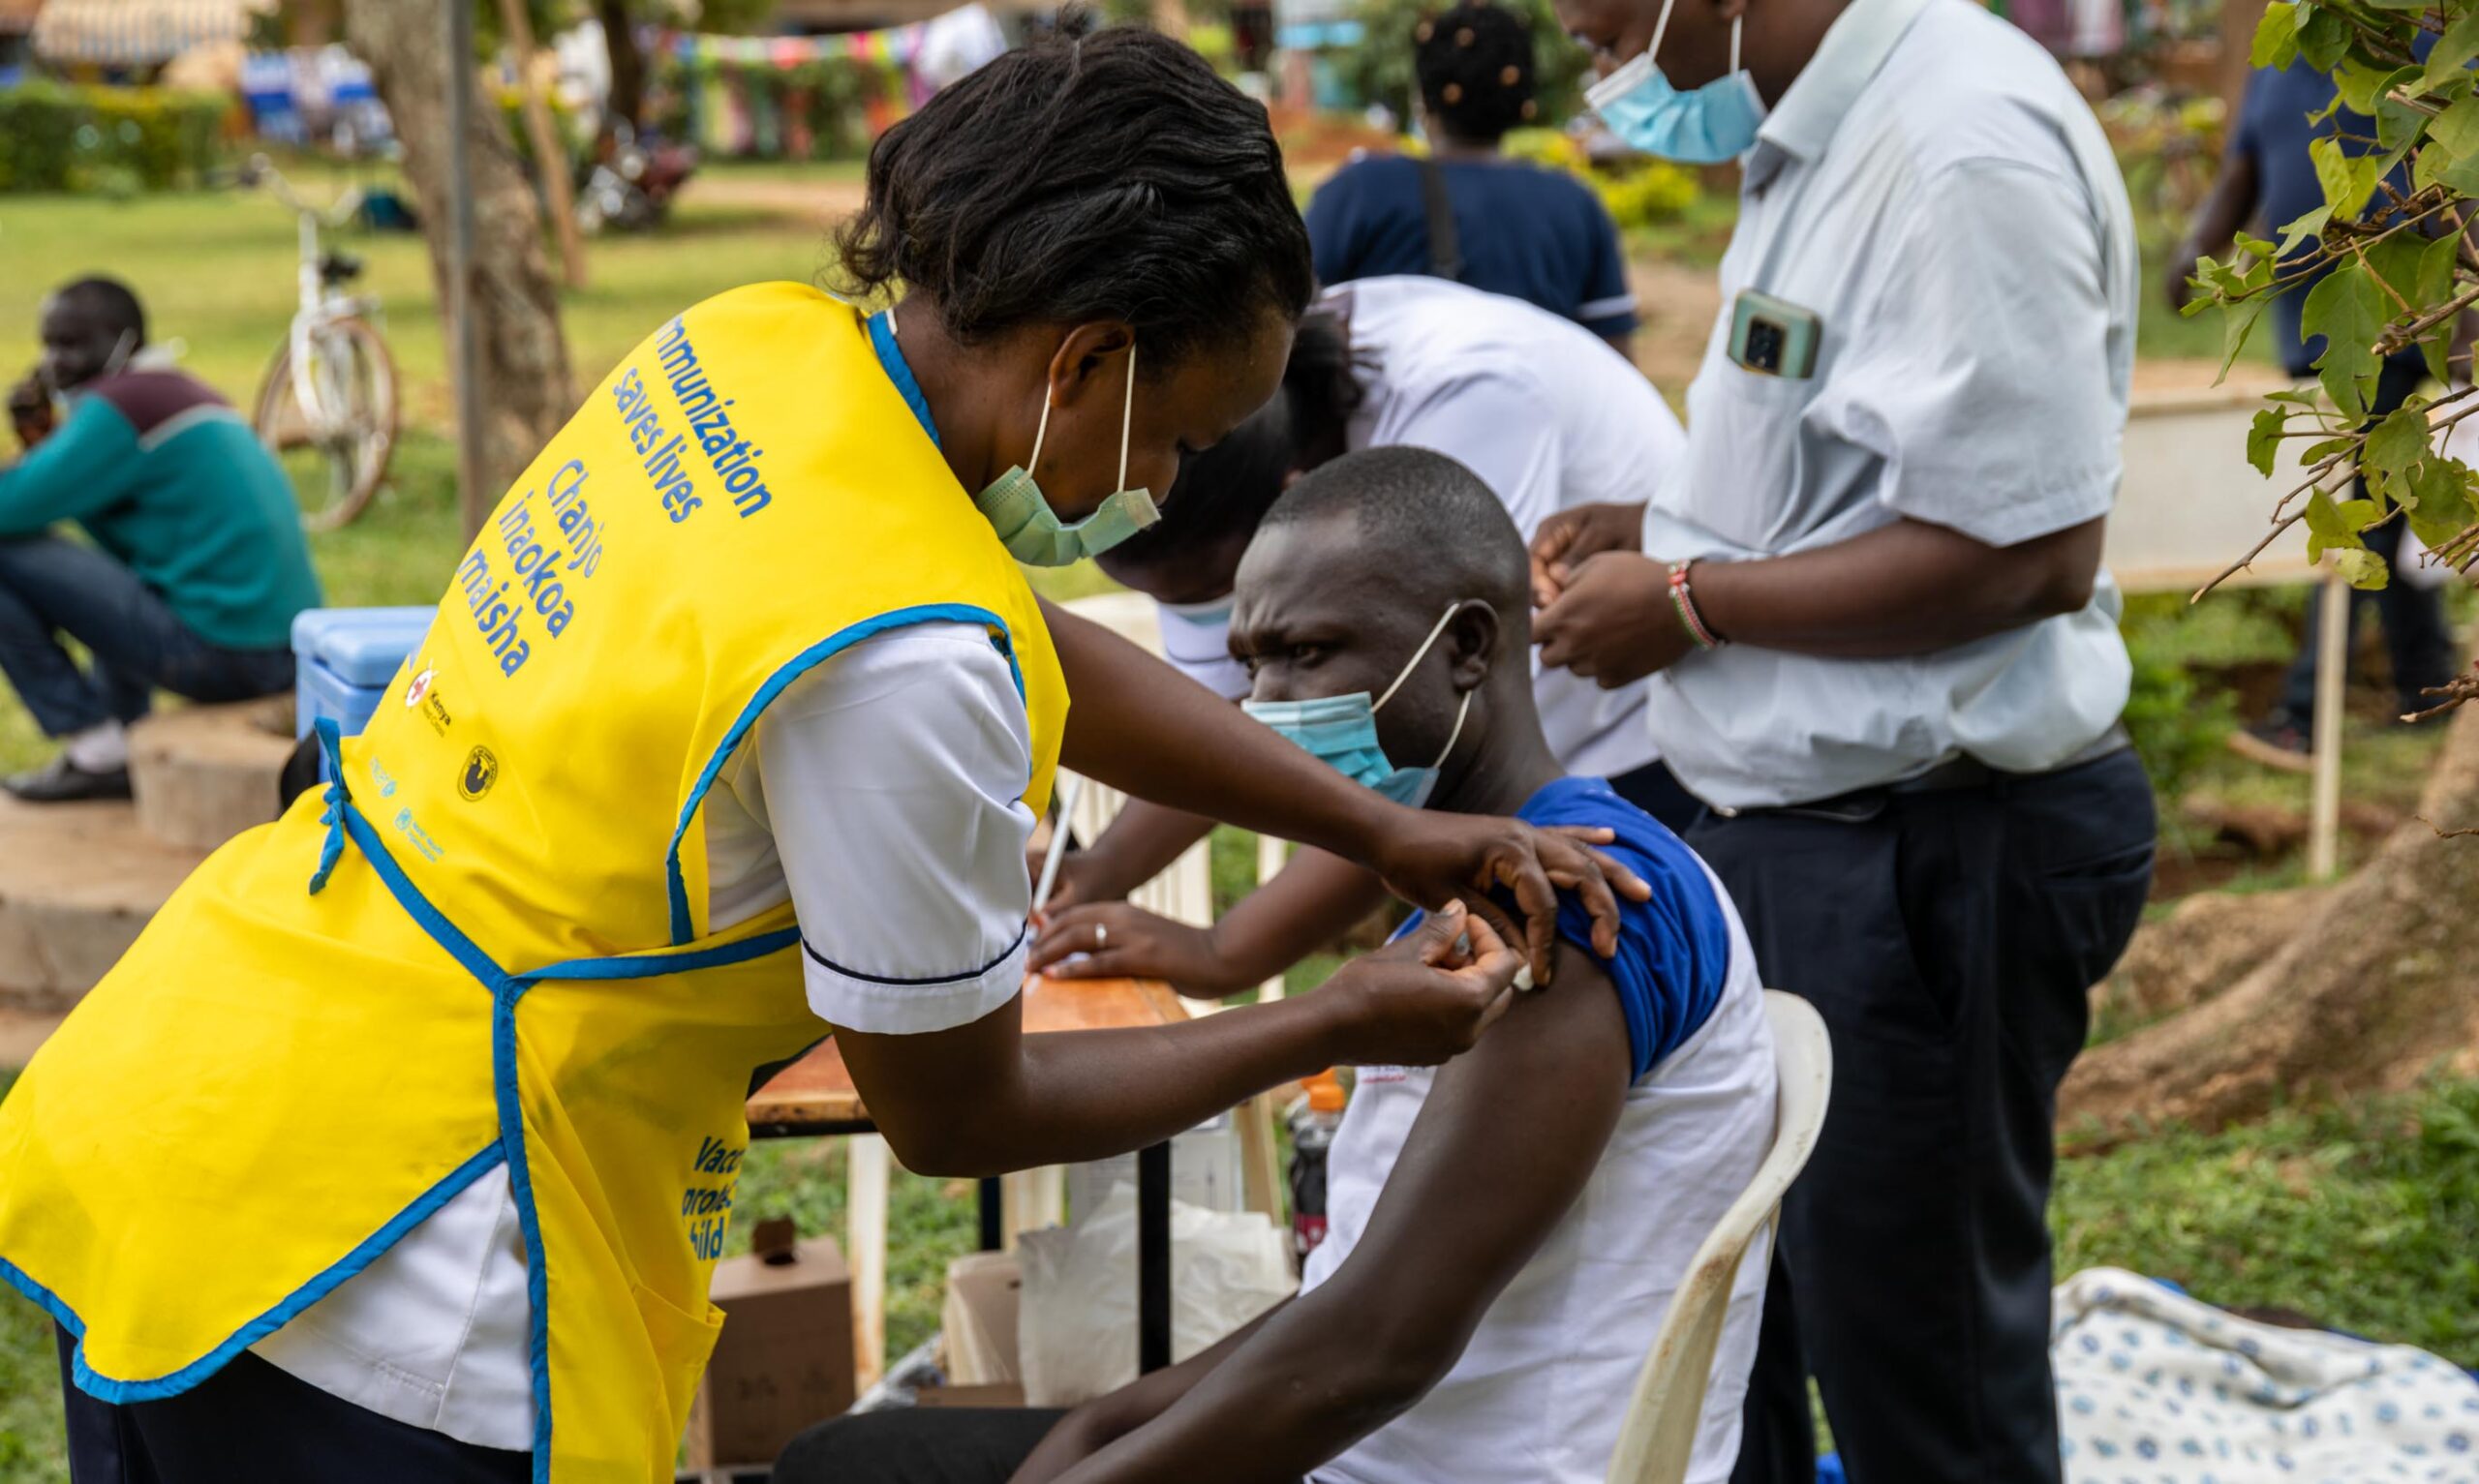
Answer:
[{"left": 778, "top": 447, "right": 1777, "bottom": 1484}]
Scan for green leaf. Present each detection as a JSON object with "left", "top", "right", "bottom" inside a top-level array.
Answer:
[
  {"left": 2304, "top": 488, "right": 2370, "bottom": 560},
  {"left": 2306, "top": 435, "right": 2361, "bottom": 463},
  {"left": 2304, "top": 260, "right": 2389, "bottom": 418},
  {"left": 2376, "top": 94, "right": 2429, "bottom": 154},
  {"left": 2298, "top": 7, "right": 2354, "bottom": 71},
  {"left": 2252, "top": 0, "right": 2306, "bottom": 68},
  {"left": 2335, "top": 548, "right": 2392, "bottom": 589},
  {"left": 2311, "top": 135, "right": 2382, "bottom": 216},
  {"left": 2337, "top": 61, "right": 2417, "bottom": 115},
  {"left": 2249, "top": 406, "right": 2289, "bottom": 476},
  {"left": 2216, "top": 293, "right": 2273, "bottom": 382},
  {"left": 2364, "top": 403, "right": 2435, "bottom": 477},
  {"left": 2273, "top": 203, "right": 2335, "bottom": 260},
  {"left": 2431, "top": 95, "right": 2479, "bottom": 161},
  {"left": 2406, "top": 458, "right": 2478, "bottom": 547},
  {"left": 2427, "top": 9, "right": 2479, "bottom": 88},
  {"left": 2334, "top": 496, "right": 2385, "bottom": 530}
]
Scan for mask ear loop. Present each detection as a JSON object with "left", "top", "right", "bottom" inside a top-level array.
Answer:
[
  {"left": 1647, "top": 0, "right": 1680, "bottom": 64},
  {"left": 1729, "top": 12, "right": 1741, "bottom": 73},
  {"left": 1375, "top": 600, "right": 1472, "bottom": 712},
  {"left": 1116, "top": 342, "right": 1137, "bottom": 494},
  {"left": 1025, "top": 386, "right": 1054, "bottom": 478}
]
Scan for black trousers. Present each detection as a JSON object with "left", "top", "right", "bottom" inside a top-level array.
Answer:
[
  {"left": 56, "top": 1325, "right": 530, "bottom": 1484},
  {"left": 777, "top": 1408, "right": 1071, "bottom": 1484},
  {"left": 1699, "top": 749, "right": 2156, "bottom": 1484}
]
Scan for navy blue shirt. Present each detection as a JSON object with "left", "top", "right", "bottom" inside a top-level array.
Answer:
[
  {"left": 1306, "top": 153, "right": 1638, "bottom": 338},
  {"left": 2234, "top": 60, "right": 2424, "bottom": 376},
  {"left": 1402, "top": 776, "right": 1730, "bottom": 1082}
]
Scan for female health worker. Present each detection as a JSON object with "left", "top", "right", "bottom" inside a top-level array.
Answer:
[{"left": 0, "top": 32, "right": 1639, "bottom": 1484}]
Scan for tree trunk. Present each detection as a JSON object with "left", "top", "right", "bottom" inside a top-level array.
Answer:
[
  {"left": 2059, "top": 696, "right": 2479, "bottom": 1144},
  {"left": 597, "top": 0, "right": 644, "bottom": 130},
  {"left": 345, "top": 0, "right": 573, "bottom": 531}
]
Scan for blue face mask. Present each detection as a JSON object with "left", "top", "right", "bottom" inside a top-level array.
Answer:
[
  {"left": 1240, "top": 602, "right": 1473, "bottom": 808},
  {"left": 1584, "top": 5, "right": 1766, "bottom": 165},
  {"left": 972, "top": 341, "right": 1161, "bottom": 567}
]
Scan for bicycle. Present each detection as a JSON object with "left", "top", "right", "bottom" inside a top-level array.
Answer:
[{"left": 246, "top": 155, "right": 399, "bottom": 531}]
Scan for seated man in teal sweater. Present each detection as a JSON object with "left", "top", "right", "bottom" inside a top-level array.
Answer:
[{"left": 0, "top": 277, "right": 321, "bottom": 802}]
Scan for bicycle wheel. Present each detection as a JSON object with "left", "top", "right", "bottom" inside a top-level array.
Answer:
[{"left": 259, "top": 317, "right": 398, "bottom": 531}]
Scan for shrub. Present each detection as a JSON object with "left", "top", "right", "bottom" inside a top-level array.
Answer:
[
  {"left": 1594, "top": 161, "right": 1699, "bottom": 229},
  {"left": 0, "top": 81, "right": 230, "bottom": 195}
]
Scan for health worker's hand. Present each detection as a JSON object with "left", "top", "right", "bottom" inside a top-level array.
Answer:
[
  {"left": 1029, "top": 901, "right": 1234, "bottom": 994},
  {"left": 1529, "top": 500, "right": 1645, "bottom": 607},
  {"left": 1536, "top": 551, "right": 1693, "bottom": 689},
  {"left": 1322, "top": 901, "right": 1525, "bottom": 1067},
  {"left": 1024, "top": 833, "right": 1133, "bottom": 915},
  {"left": 1364, "top": 811, "right": 1647, "bottom": 985}
]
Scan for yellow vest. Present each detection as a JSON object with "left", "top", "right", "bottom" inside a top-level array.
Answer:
[{"left": 0, "top": 285, "right": 1066, "bottom": 1481}]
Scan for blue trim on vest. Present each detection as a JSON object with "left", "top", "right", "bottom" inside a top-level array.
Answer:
[
  {"left": 528, "top": 924, "right": 801, "bottom": 983},
  {"left": 662, "top": 601, "right": 1025, "bottom": 945},
  {"left": 5, "top": 1142, "right": 506, "bottom": 1405},
  {"left": 867, "top": 310, "right": 940, "bottom": 447},
  {"left": 492, "top": 983, "right": 556, "bottom": 1479}
]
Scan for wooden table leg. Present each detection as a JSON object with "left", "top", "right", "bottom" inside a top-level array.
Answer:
[
  {"left": 847, "top": 1134, "right": 890, "bottom": 1392},
  {"left": 1139, "top": 1139, "right": 1172, "bottom": 1373}
]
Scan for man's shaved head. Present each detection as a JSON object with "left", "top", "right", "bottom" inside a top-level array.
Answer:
[{"left": 1256, "top": 445, "right": 1532, "bottom": 628}]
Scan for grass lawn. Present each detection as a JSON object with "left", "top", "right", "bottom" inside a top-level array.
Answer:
[{"left": 0, "top": 167, "right": 2472, "bottom": 1480}]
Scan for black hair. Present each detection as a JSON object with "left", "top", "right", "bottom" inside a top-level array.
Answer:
[
  {"left": 1100, "top": 309, "right": 1362, "bottom": 581},
  {"left": 1260, "top": 445, "right": 1530, "bottom": 620},
  {"left": 831, "top": 29, "right": 1314, "bottom": 368},
  {"left": 1415, "top": 4, "right": 1536, "bottom": 144},
  {"left": 52, "top": 276, "right": 146, "bottom": 345}
]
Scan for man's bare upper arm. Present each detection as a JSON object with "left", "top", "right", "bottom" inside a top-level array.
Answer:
[{"left": 1291, "top": 936, "right": 1633, "bottom": 1358}]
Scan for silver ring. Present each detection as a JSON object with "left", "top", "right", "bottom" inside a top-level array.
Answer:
[{"left": 1094, "top": 924, "right": 1109, "bottom": 950}]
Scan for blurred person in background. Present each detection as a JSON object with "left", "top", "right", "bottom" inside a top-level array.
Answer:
[
  {"left": 0, "top": 275, "right": 320, "bottom": 803},
  {"left": 1307, "top": 1, "right": 1639, "bottom": 355},
  {"left": 2169, "top": 59, "right": 2458, "bottom": 769}
]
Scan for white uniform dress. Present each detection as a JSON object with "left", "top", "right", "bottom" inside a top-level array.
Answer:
[
  {"left": 1155, "top": 277, "right": 1686, "bottom": 784},
  {"left": 252, "top": 621, "right": 1038, "bottom": 1447}
]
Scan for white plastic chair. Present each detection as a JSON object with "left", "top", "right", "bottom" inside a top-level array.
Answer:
[{"left": 1605, "top": 990, "right": 1833, "bottom": 1484}]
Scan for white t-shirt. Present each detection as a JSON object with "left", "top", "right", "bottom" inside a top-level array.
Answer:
[
  {"left": 252, "top": 621, "right": 1038, "bottom": 1448},
  {"left": 1154, "top": 277, "right": 1685, "bottom": 781},
  {"left": 1300, "top": 854, "right": 1777, "bottom": 1484}
]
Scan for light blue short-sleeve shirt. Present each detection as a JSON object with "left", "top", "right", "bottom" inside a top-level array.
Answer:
[{"left": 1642, "top": 0, "right": 2137, "bottom": 810}]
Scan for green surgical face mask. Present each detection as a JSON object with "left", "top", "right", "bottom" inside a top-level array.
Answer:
[{"left": 973, "top": 342, "right": 1161, "bottom": 567}]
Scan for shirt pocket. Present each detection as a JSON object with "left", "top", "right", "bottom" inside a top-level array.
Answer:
[{"left": 1673, "top": 359, "right": 1817, "bottom": 555}]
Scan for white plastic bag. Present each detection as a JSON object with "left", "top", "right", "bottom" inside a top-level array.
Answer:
[{"left": 1017, "top": 1182, "right": 1296, "bottom": 1407}]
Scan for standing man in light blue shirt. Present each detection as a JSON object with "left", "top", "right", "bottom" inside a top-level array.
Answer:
[{"left": 1533, "top": 0, "right": 2156, "bottom": 1479}]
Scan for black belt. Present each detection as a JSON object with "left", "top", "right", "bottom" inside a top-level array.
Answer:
[{"left": 1714, "top": 724, "right": 2133, "bottom": 822}]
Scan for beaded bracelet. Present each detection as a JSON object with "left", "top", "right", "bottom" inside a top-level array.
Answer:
[{"left": 1668, "top": 560, "right": 1724, "bottom": 651}]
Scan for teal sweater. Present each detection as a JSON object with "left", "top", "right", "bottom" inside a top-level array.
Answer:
[{"left": 0, "top": 370, "right": 321, "bottom": 651}]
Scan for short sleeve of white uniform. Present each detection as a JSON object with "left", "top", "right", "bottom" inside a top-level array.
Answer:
[
  {"left": 1814, "top": 158, "right": 2123, "bottom": 549},
  {"left": 722, "top": 621, "right": 1036, "bottom": 1034},
  {"left": 1382, "top": 370, "right": 1565, "bottom": 541}
]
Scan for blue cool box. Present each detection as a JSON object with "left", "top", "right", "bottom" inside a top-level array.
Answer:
[{"left": 291, "top": 606, "right": 438, "bottom": 741}]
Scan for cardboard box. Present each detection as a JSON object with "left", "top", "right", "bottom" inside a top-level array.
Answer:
[{"left": 683, "top": 1230, "right": 855, "bottom": 1470}]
